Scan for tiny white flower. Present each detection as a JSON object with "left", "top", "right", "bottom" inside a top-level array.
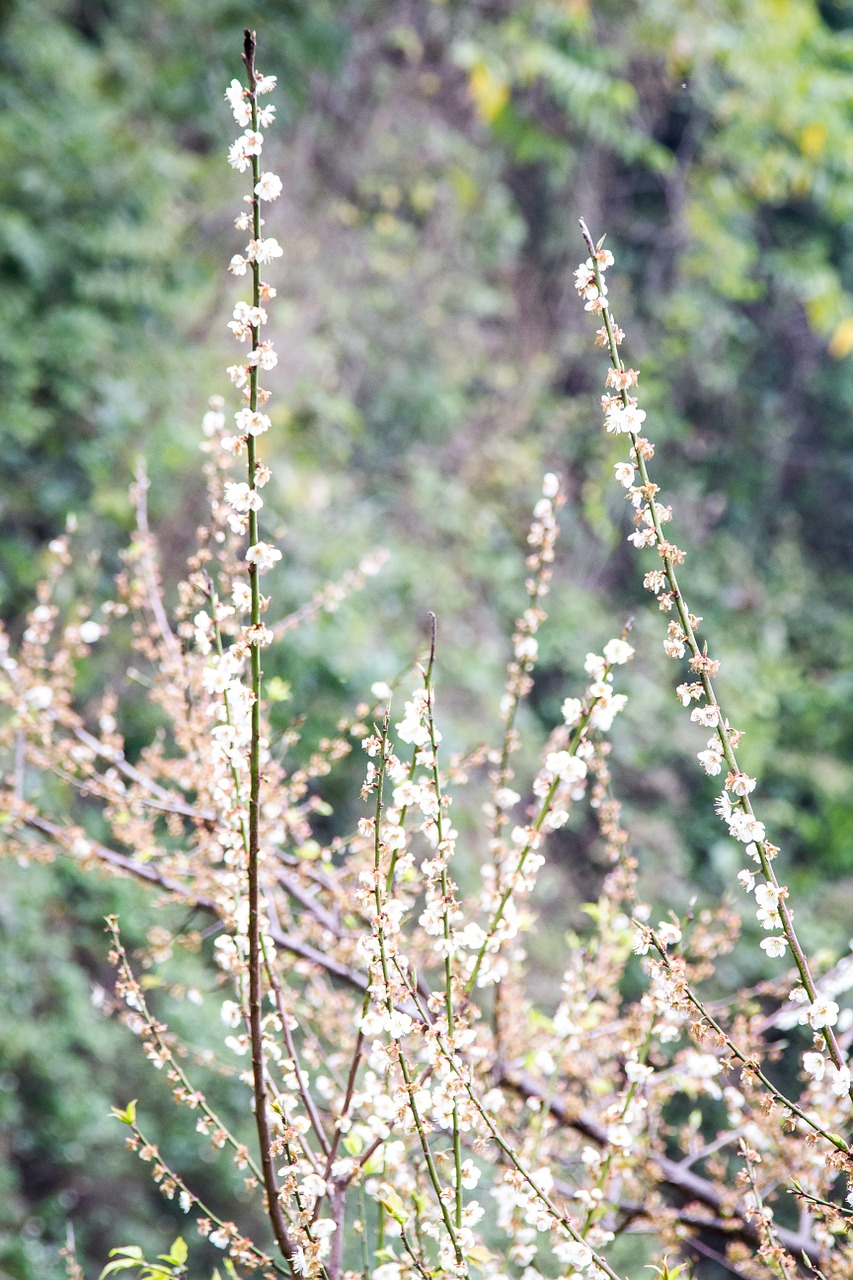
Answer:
[
  {"left": 255, "top": 171, "right": 283, "bottom": 201},
  {"left": 728, "top": 810, "right": 765, "bottom": 844},
  {"left": 245, "top": 542, "right": 282, "bottom": 572},
  {"left": 241, "top": 129, "right": 264, "bottom": 156},
  {"left": 248, "top": 237, "right": 284, "bottom": 264},
  {"left": 234, "top": 408, "right": 271, "bottom": 437},
  {"left": 603, "top": 637, "right": 634, "bottom": 665},
  {"left": 220, "top": 1000, "right": 242, "bottom": 1028},
  {"left": 386, "top": 1009, "right": 413, "bottom": 1039},
  {"left": 807, "top": 998, "right": 840, "bottom": 1031},
  {"left": 224, "top": 481, "right": 263, "bottom": 513},
  {"left": 561, "top": 696, "right": 583, "bottom": 726},
  {"left": 728, "top": 772, "right": 757, "bottom": 797},
  {"left": 605, "top": 402, "right": 646, "bottom": 435},
  {"left": 544, "top": 751, "right": 587, "bottom": 784},
  {"left": 224, "top": 79, "right": 245, "bottom": 110},
  {"left": 697, "top": 748, "right": 723, "bottom": 775},
  {"left": 515, "top": 635, "right": 538, "bottom": 663},
  {"left": 301, "top": 1172, "right": 327, "bottom": 1199},
  {"left": 227, "top": 137, "right": 251, "bottom": 172},
  {"left": 690, "top": 704, "right": 719, "bottom": 727},
  {"left": 656, "top": 921, "right": 682, "bottom": 948},
  {"left": 828, "top": 1063, "right": 851, "bottom": 1096},
  {"left": 802, "top": 1051, "right": 825, "bottom": 1081},
  {"left": 359, "top": 1009, "right": 384, "bottom": 1037}
]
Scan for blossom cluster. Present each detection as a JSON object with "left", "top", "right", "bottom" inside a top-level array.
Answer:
[{"left": 474, "top": 638, "right": 633, "bottom": 988}]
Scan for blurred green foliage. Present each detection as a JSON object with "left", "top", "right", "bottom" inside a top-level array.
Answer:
[{"left": 3, "top": 0, "right": 853, "bottom": 1274}]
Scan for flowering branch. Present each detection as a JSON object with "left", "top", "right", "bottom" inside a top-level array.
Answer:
[
  {"left": 576, "top": 219, "right": 852, "bottom": 1097},
  {"left": 223, "top": 29, "right": 291, "bottom": 1264}
]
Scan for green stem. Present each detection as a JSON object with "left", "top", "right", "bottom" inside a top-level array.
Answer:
[
  {"left": 421, "top": 624, "right": 464, "bottom": 1229},
  {"left": 241, "top": 29, "right": 292, "bottom": 1264}
]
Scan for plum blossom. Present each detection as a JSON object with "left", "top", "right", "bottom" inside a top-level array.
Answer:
[
  {"left": 241, "top": 129, "right": 263, "bottom": 156},
  {"left": 728, "top": 811, "right": 766, "bottom": 844},
  {"left": 602, "top": 637, "right": 634, "bottom": 665},
  {"left": 561, "top": 696, "right": 583, "bottom": 726},
  {"left": 807, "top": 998, "right": 839, "bottom": 1031},
  {"left": 605, "top": 402, "right": 646, "bottom": 435},
  {"left": 245, "top": 542, "right": 282, "bottom": 572},
  {"left": 544, "top": 752, "right": 587, "bottom": 785},
  {"left": 247, "top": 237, "right": 283, "bottom": 264},
  {"left": 802, "top": 1051, "right": 825, "bottom": 1081},
  {"left": 828, "top": 1063, "right": 851, "bottom": 1096},
  {"left": 234, "top": 408, "right": 271, "bottom": 436},
  {"left": 255, "top": 172, "right": 283, "bottom": 201},
  {"left": 224, "top": 481, "right": 263, "bottom": 513}
]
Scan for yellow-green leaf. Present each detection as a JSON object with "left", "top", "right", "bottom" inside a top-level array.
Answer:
[{"left": 110, "top": 1099, "right": 138, "bottom": 1126}]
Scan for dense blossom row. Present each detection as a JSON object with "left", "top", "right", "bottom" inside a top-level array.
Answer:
[{"left": 576, "top": 231, "right": 853, "bottom": 1251}]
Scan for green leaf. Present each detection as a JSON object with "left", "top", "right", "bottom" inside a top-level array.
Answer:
[
  {"left": 99, "top": 1263, "right": 141, "bottom": 1279},
  {"left": 110, "top": 1099, "right": 137, "bottom": 1126},
  {"left": 378, "top": 1189, "right": 408, "bottom": 1223},
  {"left": 99, "top": 1249, "right": 145, "bottom": 1280},
  {"left": 167, "top": 1239, "right": 188, "bottom": 1267}
]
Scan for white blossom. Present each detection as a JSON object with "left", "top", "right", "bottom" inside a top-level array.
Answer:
[
  {"left": 807, "top": 998, "right": 840, "bottom": 1031},
  {"left": 245, "top": 542, "right": 282, "bottom": 572},
  {"left": 603, "top": 637, "right": 634, "bottom": 665},
  {"left": 255, "top": 172, "right": 283, "bottom": 201}
]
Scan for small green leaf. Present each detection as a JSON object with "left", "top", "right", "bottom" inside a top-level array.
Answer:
[
  {"left": 378, "top": 1189, "right": 408, "bottom": 1223},
  {"left": 110, "top": 1100, "right": 138, "bottom": 1126},
  {"left": 168, "top": 1239, "right": 188, "bottom": 1267},
  {"left": 99, "top": 1248, "right": 145, "bottom": 1280},
  {"left": 99, "top": 1262, "right": 139, "bottom": 1279}
]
